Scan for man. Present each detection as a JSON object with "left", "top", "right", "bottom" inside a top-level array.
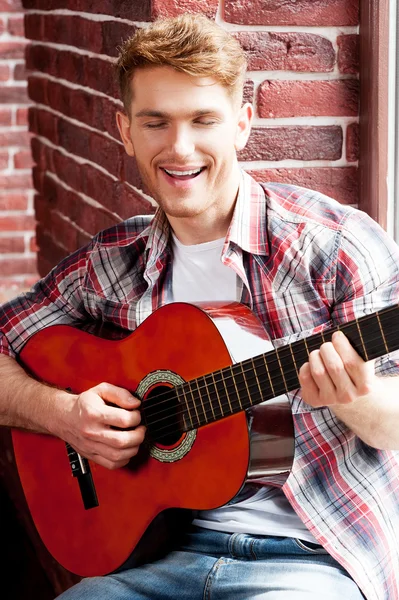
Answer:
[{"left": 1, "top": 14, "right": 399, "bottom": 600}]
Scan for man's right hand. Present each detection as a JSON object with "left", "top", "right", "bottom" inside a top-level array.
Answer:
[{"left": 57, "top": 382, "right": 146, "bottom": 470}]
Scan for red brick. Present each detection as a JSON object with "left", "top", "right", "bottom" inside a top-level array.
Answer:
[
  {"left": 0, "top": 41, "right": 27, "bottom": 59},
  {"left": 29, "top": 235, "right": 38, "bottom": 252},
  {"left": 346, "top": 122, "right": 359, "bottom": 162},
  {"left": 235, "top": 32, "right": 335, "bottom": 72},
  {"left": 35, "top": 225, "right": 68, "bottom": 275},
  {"left": 0, "top": 214, "right": 35, "bottom": 231},
  {"left": 8, "top": 15, "right": 25, "bottom": 37},
  {"left": 34, "top": 109, "right": 58, "bottom": 145},
  {"left": 22, "top": 0, "right": 151, "bottom": 21},
  {"left": 337, "top": 35, "right": 360, "bottom": 75},
  {"left": 0, "top": 130, "right": 30, "bottom": 147},
  {"left": 0, "top": 151, "right": 9, "bottom": 170},
  {"left": 16, "top": 107, "right": 28, "bottom": 125},
  {"left": 243, "top": 80, "right": 254, "bottom": 105},
  {"left": 247, "top": 167, "right": 358, "bottom": 205},
  {"left": 28, "top": 76, "right": 48, "bottom": 105},
  {"left": 239, "top": 126, "right": 343, "bottom": 161},
  {"left": 224, "top": 0, "right": 359, "bottom": 26},
  {"left": 152, "top": 0, "right": 218, "bottom": 19},
  {"left": 25, "top": 43, "right": 55, "bottom": 75},
  {"left": 0, "top": 257, "right": 38, "bottom": 276},
  {"left": 0, "top": 0, "right": 23, "bottom": 10},
  {"left": 0, "top": 85, "right": 29, "bottom": 104},
  {"left": 0, "top": 237, "right": 25, "bottom": 253},
  {"left": 101, "top": 21, "right": 137, "bottom": 57},
  {"left": 14, "top": 150, "right": 33, "bottom": 169},
  {"left": 0, "top": 172, "right": 33, "bottom": 191},
  {"left": 0, "top": 108, "right": 12, "bottom": 126},
  {"left": 24, "top": 14, "right": 44, "bottom": 41},
  {"left": 0, "top": 17, "right": 5, "bottom": 35},
  {"left": 0, "top": 65, "right": 10, "bottom": 81},
  {"left": 258, "top": 80, "right": 359, "bottom": 118},
  {"left": 0, "top": 193, "right": 29, "bottom": 210},
  {"left": 14, "top": 63, "right": 26, "bottom": 80}
]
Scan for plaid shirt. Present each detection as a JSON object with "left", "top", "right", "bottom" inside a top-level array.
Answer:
[{"left": 1, "top": 171, "right": 399, "bottom": 599}]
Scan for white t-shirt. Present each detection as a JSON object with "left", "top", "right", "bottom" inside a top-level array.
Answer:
[{"left": 170, "top": 233, "right": 318, "bottom": 544}]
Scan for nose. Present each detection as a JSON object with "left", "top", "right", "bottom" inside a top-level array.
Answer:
[{"left": 168, "top": 124, "right": 195, "bottom": 158}]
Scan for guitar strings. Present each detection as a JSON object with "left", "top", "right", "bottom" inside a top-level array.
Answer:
[
  {"left": 140, "top": 321, "right": 399, "bottom": 438},
  {"left": 143, "top": 321, "right": 398, "bottom": 432}
]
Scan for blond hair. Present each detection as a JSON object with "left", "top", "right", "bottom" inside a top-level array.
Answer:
[{"left": 115, "top": 14, "right": 247, "bottom": 114}]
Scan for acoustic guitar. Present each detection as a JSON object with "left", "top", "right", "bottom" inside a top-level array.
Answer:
[{"left": 11, "top": 301, "right": 396, "bottom": 576}]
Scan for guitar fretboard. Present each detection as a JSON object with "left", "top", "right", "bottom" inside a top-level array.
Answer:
[{"left": 143, "top": 305, "right": 399, "bottom": 439}]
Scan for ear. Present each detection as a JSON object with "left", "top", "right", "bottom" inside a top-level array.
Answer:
[
  {"left": 116, "top": 111, "right": 135, "bottom": 157},
  {"left": 234, "top": 103, "right": 253, "bottom": 152}
]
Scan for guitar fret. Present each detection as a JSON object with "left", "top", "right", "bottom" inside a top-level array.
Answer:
[
  {"left": 220, "top": 369, "right": 233, "bottom": 413},
  {"left": 355, "top": 319, "right": 369, "bottom": 360},
  {"left": 212, "top": 371, "right": 232, "bottom": 416},
  {"left": 176, "top": 385, "right": 194, "bottom": 431},
  {"left": 230, "top": 365, "right": 243, "bottom": 410},
  {"left": 375, "top": 308, "right": 399, "bottom": 354},
  {"left": 275, "top": 346, "right": 289, "bottom": 393},
  {"left": 376, "top": 313, "right": 389, "bottom": 354},
  {"left": 211, "top": 372, "right": 224, "bottom": 419},
  {"left": 186, "top": 380, "right": 201, "bottom": 428},
  {"left": 203, "top": 374, "right": 216, "bottom": 421},
  {"left": 251, "top": 357, "right": 264, "bottom": 402},
  {"left": 240, "top": 362, "right": 253, "bottom": 407},
  {"left": 196, "top": 377, "right": 208, "bottom": 424},
  {"left": 262, "top": 355, "right": 276, "bottom": 396}
]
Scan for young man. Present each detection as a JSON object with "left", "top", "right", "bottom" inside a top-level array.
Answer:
[{"left": 1, "top": 14, "right": 399, "bottom": 600}]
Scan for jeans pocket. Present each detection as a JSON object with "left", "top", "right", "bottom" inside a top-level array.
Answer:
[{"left": 293, "top": 538, "right": 329, "bottom": 554}]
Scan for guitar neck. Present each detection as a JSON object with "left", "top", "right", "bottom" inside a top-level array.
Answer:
[{"left": 172, "top": 305, "right": 399, "bottom": 432}]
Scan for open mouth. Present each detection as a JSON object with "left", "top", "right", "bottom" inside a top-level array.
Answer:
[{"left": 161, "top": 167, "right": 206, "bottom": 181}]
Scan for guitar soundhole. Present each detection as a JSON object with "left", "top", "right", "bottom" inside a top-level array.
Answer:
[{"left": 144, "top": 385, "right": 183, "bottom": 447}]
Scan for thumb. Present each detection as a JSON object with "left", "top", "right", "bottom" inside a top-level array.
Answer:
[{"left": 92, "top": 382, "right": 141, "bottom": 410}]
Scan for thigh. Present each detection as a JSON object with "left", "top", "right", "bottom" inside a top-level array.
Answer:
[
  {"left": 207, "top": 549, "right": 364, "bottom": 600},
  {"left": 56, "top": 550, "right": 218, "bottom": 600}
]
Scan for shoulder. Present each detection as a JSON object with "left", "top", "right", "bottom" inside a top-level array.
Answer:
[{"left": 259, "top": 182, "right": 357, "bottom": 231}]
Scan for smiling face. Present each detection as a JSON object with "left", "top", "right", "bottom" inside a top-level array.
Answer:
[{"left": 116, "top": 66, "right": 253, "bottom": 243}]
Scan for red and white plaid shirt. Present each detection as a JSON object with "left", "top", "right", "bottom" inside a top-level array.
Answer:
[{"left": 1, "top": 171, "right": 399, "bottom": 599}]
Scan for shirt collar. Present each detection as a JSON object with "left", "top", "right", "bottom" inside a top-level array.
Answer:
[
  {"left": 144, "top": 169, "right": 269, "bottom": 265},
  {"left": 225, "top": 170, "right": 269, "bottom": 257}
]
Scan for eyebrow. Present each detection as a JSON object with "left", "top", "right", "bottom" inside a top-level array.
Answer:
[{"left": 134, "top": 108, "right": 222, "bottom": 119}]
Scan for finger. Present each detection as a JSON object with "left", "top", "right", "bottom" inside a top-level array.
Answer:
[
  {"left": 102, "top": 405, "right": 142, "bottom": 429},
  {"left": 308, "top": 348, "right": 343, "bottom": 405},
  {"left": 298, "top": 362, "right": 322, "bottom": 407},
  {"left": 93, "top": 382, "right": 141, "bottom": 410},
  {"left": 331, "top": 331, "right": 374, "bottom": 395},
  {"left": 318, "top": 341, "right": 356, "bottom": 399},
  {"left": 83, "top": 423, "right": 146, "bottom": 448},
  {"left": 101, "top": 424, "right": 146, "bottom": 449}
]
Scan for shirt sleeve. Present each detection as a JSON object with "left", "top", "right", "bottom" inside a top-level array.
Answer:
[
  {"left": 0, "top": 240, "right": 95, "bottom": 359},
  {"left": 331, "top": 210, "right": 399, "bottom": 377}
]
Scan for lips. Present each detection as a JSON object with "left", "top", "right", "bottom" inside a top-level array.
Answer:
[{"left": 160, "top": 167, "right": 206, "bottom": 181}]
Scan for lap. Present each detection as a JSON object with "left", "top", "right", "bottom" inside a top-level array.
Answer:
[{"left": 56, "top": 529, "right": 364, "bottom": 600}]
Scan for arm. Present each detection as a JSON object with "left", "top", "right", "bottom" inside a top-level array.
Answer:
[
  {"left": 0, "top": 353, "right": 146, "bottom": 469},
  {"left": 298, "top": 210, "right": 399, "bottom": 450},
  {"left": 298, "top": 330, "right": 399, "bottom": 450},
  {"left": 0, "top": 241, "right": 146, "bottom": 469}
]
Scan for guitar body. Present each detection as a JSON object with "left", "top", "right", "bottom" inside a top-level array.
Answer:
[{"left": 11, "top": 302, "right": 293, "bottom": 577}]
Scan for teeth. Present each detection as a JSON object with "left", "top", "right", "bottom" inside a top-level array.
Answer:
[{"left": 164, "top": 168, "right": 203, "bottom": 176}]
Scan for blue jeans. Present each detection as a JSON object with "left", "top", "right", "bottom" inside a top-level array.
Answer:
[{"left": 57, "top": 526, "right": 365, "bottom": 599}]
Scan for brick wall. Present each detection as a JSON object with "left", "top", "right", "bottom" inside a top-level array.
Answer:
[
  {"left": 22, "top": 0, "right": 359, "bottom": 278},
  {"left": 0, "top": 0, "right": 37, "bottom": 296}
]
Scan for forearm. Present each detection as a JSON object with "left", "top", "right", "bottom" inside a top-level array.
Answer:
[
  {"left": 0, "top": 353, "right": 74, "bottom": 436},
  {"left": 332, "top": 375, "right": 399, "bottom": 450}
]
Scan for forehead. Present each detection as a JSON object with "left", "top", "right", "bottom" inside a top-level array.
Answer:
[{"left": 129, "top": 66, "right": 234, "bottom": 115}]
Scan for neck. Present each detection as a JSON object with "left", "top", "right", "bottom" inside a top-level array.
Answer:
[{"left": 168, "top": 171, "right": 241, "bottom": 246}]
